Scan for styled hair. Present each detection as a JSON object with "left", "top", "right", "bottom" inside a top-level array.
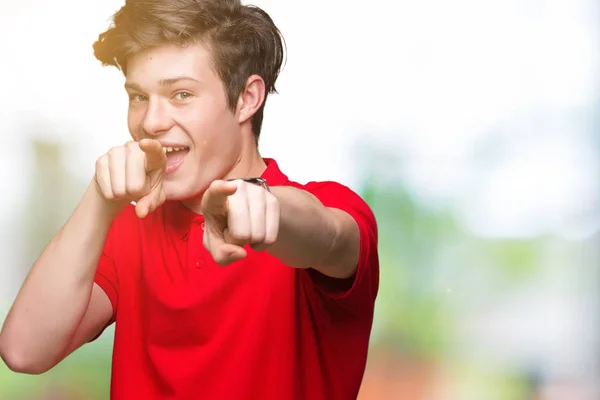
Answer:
[{"left": 93, "top": 0, "right": 285, "bottom": 140}]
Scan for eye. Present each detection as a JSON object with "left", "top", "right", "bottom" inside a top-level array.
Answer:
[
  {"left": 174, "top": 92, "right": 193, "bottom": 101},
  {"left": 129, "top": 94, "right": 147, "bottom": 103}
]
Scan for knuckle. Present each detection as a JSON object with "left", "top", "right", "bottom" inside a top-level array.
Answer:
[
  {"left": 107, "top": 146, "right": 123, "bottom": 157},
  {"left": 264, "top": 228, "right": 279, "bottom": 244},
  {"left": 211, "top": 250, "right": 225, "bottom": 265},
  {"left": 234, "top": 180, "right": 247, "bottom": 192},
  {"left": 112, "top": 187, "right": 127, "bottom": 198},
  {"left": 126, "top": 187, "right": 143, "bottom": 199},
  {"left": 126, "top": 142, "right": 142, "bottom": 156},
  {"left": 263, "top": 236, "right": 277, "bottom": 246},
  {"left": 266, "top": 193, "right": 279, "bottom": 207},
  {"left": 95, "top": 155, "right": 107, "bottom": 171},
  {"left": 246, "top": 183, "right": 261, "bottom": 196},
  {"left": 250, "top": 233, "right": 266, "bottom": 244},
  {"left": 230, "top": 230, "right": 251, "bottom": 243},
  {"left": 126, "top": 180, "right": 146, "bottom": 196}
]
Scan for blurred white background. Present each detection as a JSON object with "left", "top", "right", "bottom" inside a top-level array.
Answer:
[{"left": 1, "top": 0, "right": 599, "bottom": 398}]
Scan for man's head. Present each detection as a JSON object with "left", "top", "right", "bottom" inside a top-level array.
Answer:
[{"left": 92, "top": 0, "right": 285, "bottom": 202}]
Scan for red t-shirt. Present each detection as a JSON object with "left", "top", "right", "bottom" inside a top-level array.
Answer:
[{"left": 93, "top": 159, "right": 379, "bottom": 400}]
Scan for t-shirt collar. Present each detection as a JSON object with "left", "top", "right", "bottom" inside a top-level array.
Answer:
[{"left": 169, "top": 158, "right": 289, "bottom": 239}]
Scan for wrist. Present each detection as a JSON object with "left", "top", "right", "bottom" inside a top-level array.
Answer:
[{"left": 86, "top": 180, "right": 129, "bottom": 221}]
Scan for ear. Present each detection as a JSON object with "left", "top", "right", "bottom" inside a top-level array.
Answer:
[{"left": 236, "top": 75, "right": 266, "bottom": 124}]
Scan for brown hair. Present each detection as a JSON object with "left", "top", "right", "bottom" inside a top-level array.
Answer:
[{"left": 93, "top": 0, "right": 285, "bottom": 140}]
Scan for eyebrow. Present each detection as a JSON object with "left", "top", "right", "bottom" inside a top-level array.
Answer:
[{"left": 124, "top": 76, "right": 200, "bottom": 91}]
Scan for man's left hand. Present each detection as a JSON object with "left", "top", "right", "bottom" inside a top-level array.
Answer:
[{"left": 201, "top": 180, "right": 280, "bottom": 266}]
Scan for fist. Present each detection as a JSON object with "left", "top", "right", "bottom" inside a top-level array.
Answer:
[
  {"left": 201, "top": 179, "right": 280, "bottom": 266},
  {"left": 94, "top": 139, "right": 167, "bottom": 218}
]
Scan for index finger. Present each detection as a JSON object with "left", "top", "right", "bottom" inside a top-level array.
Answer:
[
  {"left": 201, "top": 180, "right": 238, "bottom": 214},
  {"left": 139, "top": 139, "right": 166, "bottom": 172}
]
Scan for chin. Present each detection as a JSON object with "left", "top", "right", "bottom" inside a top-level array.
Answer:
[{"left": 162, "top": 178, "right": 207, "bottom": 202}]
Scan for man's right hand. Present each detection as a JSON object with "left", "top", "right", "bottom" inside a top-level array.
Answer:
[{"left": 94, "top": 139, "right": 167, "bottom": 218}]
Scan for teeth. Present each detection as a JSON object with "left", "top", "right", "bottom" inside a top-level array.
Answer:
[{"left": 162, "top": 146, "right": 186, "bottom": 153}]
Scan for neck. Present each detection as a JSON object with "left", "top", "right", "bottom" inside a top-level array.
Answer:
[
  {"left": 222, "top": 143, "right": 267, "bottom": 180},
  {"left": 182, "top": 133, "right": 267, "bottom": 214}
]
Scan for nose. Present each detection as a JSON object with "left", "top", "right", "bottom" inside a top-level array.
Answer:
[{"left": 142, "top": 98, "right": 174, "bottom": 136}]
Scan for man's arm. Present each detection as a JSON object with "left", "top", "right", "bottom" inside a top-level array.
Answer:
[
  {"left": 0, "top": 139, "right": 167, "bottom": 374},
  {"left": 202, "top": 181, "right": 364, "bottom": 278},
  {"left": 266, "top": 186, "right": 361, "bottom": 279},
  {"left": 0, "top": 184, "right": 116, "bottom": 374}
]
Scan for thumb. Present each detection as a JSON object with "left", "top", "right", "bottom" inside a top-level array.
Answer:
[
  {"left": 135, "top": 188, "right": 166, "bottom": 218},
  {"left": 139, "top": 139, "right": 166, "bottom": 172}
]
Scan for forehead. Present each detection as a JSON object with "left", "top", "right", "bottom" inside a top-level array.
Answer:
[{"left": 125, "top": 42, "right": 217, "bottom": 86}]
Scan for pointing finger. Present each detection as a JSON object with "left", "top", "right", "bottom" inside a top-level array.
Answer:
[
  {"left": 139, "top": 139, "right": 166, "bottom": 172},
  {"left": 202, "top": 180, "right": 238, "bottom": 214}
]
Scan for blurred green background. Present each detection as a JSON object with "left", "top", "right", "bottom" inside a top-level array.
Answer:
[{"left": 1, "top": 0, "right": 599, "bottom": 399}]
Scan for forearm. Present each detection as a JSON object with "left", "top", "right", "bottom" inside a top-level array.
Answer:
[
  {"left": 266, "top": 186, "right": 342, "bottom": 272},
  {"left": 0, "top": 183, "right": 120, "bottom": 371}
]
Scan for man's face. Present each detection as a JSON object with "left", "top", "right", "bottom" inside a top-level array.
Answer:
[{"left": 124, "top": 42, "right": 243, "bottom": 201}]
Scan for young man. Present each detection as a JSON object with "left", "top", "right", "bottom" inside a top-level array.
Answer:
[{"left": 0, "top": 0, "right": 379, "bottom": 399}]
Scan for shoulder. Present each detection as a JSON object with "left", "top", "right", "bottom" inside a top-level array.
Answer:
[
  {"left": 285, "top": 179, "right": 363, "bottom": 200},
  {"left": 289, "top": 180, "right": 377, "bottom": 230},
  {"left": 293, "top": 180, "right": 380, "bottom": 311},
  {"left": 304, "top": 180, "right": 369, "bottom": 203}
]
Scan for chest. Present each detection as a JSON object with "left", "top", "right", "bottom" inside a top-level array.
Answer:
[{"left": 116, "top": 222, "right": 300, "bottom": 347}]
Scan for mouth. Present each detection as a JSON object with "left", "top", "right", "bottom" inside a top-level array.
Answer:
[{"left": 162, "top": 146, "right": 190, "bottom": 174}]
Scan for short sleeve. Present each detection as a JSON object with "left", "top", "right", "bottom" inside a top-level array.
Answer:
[
  {"left": 94, "top": 237, "right": 119, "bottom": 323},
  {"left": 299, "top": 181, "right": 380, "bottom": 314},
  {"left": 89, "top": 207, "right": 131, "bottom": 341}
]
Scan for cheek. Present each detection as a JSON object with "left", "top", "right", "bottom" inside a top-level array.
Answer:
[
  {"left": 127, "top": 114, "right": 143, "bottom": 140},
  {"left": 188, "top": 109, "right": 238, "bottom": 148},
  {"left": 202, "top": 124, "right": 239, "bottom": 154}
]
